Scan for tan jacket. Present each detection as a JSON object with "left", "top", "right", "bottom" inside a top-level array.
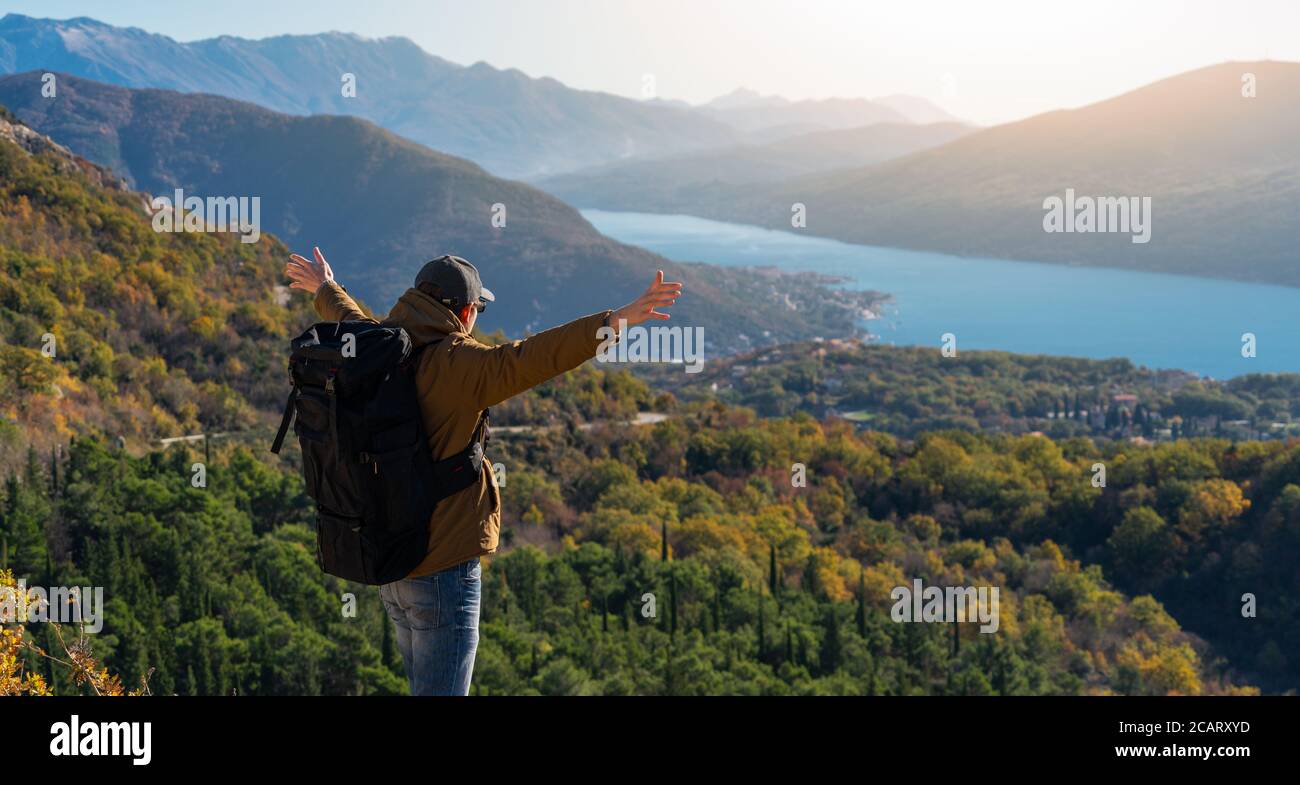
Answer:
[{"left": 313, "top": 280, "right": 611, "bottom": 577}]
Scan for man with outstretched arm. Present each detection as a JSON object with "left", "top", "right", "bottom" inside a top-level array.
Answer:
[{"left": 284, "top": 247, "right": 682, "bottom": 695}]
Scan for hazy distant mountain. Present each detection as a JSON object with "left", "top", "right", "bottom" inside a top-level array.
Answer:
[
  {"left": 0, "top": 14, "right": 740, "bottom": 178},
  {"left": 611, "top": 62, "right": 1300, "bottom": 287},
  {"left": 872, "top": 94, "right": 966, "bottom": 124},
  {"left": 702, "top": 93, "right": 908, "bottom": 133},
  {"left": 535, "top": 121, "right": 974, "bottom": 211},
  {"left": 697, "top": 87, "right": 964, "bottom": 136},
  {"left": 644, "top": 96, "right": 694, "bottom": 110},
  {"left": 0, "top": 72, "right": 882, "bottom": 349},
  {"left": 703, "top": 88, "right": 792, "bottom": 111}
]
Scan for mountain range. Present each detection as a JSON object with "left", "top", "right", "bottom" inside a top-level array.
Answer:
[
  {"left": 536, "top": 121, "right": 973, "bottom": 212},
  {"left": 0, "top": 14, "right": 958, "bottom": 179},
  {"left": 0, "top": 14, "right": 737, "bottom": 178},
  {"left": 0, "top": 72, "right": 883, "bottom": 350},
  {"left": 699, "top": 87, "right": 964, "bottom": 141},
  {"left": 10, "top": 17, "right": 1294, "bottom": 297},
  {"left": 548, "top": 61, "right": 1300, "bottom": 287}
]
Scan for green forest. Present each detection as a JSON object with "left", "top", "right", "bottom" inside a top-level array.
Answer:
[
  {"left": 6, "top": 391, "right": 1296, "bottom": 695},
  {"left": 0, "top": 105, "right": 1294, "bottom": 696},
  {"left": 652, "top": 340, "right": 1300, "bottom": 440}
]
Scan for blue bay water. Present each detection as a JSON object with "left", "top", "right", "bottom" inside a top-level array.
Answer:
[{"left": 584, "top": 209, "right": 1300, "bottom": 379}]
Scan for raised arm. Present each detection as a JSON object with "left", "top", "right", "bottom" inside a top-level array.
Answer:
[
  {"left": 447, "top": 312, "right": 612, "bottom": 410},
  {"left": 285, "top": 246, "right": 373, "bottom": 323},
  {"left": 447, "top": 270, "right": 683, "bottom": 410}
]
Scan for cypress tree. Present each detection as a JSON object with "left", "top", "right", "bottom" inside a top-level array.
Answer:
[
  {"left": 768, "top": 544, "right": 778, "bottom": 596},
  {"left": 756, "top": 592, "right": 766, "bottom": 659},
  {"left": 49, "top": 446, "right": 60, "bottom": 496},
  {"left": 4, "top": 474, "right": 17, "bottom": 519},
  {"left": 856, "top": 567, "right": 867, "bottom": 637},
  {"left": 819, "top": 605, "right": 842, "bottom": 674},
  {"left": 660, "top": 520, "right": 669, "bottom": 562},
  {"left": 24, "top": 445, "right": 40, "bottom": 487}
]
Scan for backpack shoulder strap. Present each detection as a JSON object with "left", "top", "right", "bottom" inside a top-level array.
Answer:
[{"left": 269, "top": 386, "right": 299, "bottom": 454}]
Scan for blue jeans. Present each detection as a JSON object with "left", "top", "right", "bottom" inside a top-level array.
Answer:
[{"left": 379, "top": 557, "right": 481, "bottom": 696}]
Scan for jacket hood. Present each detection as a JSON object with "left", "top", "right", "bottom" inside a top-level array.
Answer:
[{"left": 386, "top": 287, "right": 466, "bottom": 347}]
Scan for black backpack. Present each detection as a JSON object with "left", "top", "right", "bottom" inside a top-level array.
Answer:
[{"left": 270, "top": 321, "right": 487, "bottom": 585}]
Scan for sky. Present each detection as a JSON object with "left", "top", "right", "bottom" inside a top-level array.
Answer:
[{"left": 4, "top": 0, "right": 1296, "bottom": 125}]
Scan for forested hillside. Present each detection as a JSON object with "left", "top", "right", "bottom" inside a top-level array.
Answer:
[
  {"left": 0, "top": 107, "right": 316, "bottom": 468},
  {"left": 0, "top": 72, "right": 881, "bottom": 351},
  {"left": 483, "top": 403, "right": 1293, "bottom": 694},
  {"left": 7, "top": 390, "right": 1290, "bottom": 695}
]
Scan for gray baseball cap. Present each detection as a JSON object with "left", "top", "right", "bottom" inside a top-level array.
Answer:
[{"left": 414, "top": 255, "right": 495, "bottom": 308}]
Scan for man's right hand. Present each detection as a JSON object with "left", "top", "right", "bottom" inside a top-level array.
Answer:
[{"left": 285, "top": 246, "right": 336, "bottom": 294}]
